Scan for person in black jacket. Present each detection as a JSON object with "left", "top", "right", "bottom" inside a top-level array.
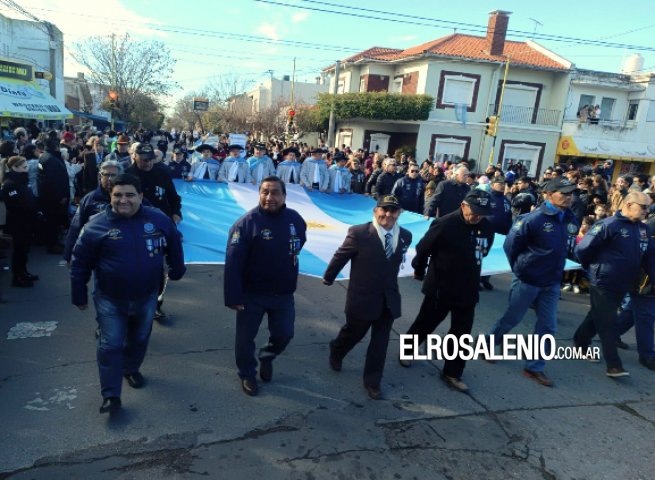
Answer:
[
  {"left": 400, "top": 190, "right": 494, "bottom": 392},
  {"left": 364, "top": 158, "right": 383, "bottom": 197},
  {"left": 391, "top": 163, "right": 425, "bottom": 214},
  {"left": 424, "top": 164, "right": 471, "bottom": 218},
  {"left": 374, "top": 158, "right": 402, "bottom": 198},
  {"left": 125, "top": 142, "right": 182, "bottom": 320},
  {"left": 0, "top": 156, "right": 41, "bottom": 287},
  {"left": 37, "top": 133, "right": 69, "bottom": 254}
]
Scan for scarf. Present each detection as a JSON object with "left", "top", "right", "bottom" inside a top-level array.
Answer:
[
  {"left": 307, "top": 159, "right": 323, "bottom": 184},
  {"left": 332, "top": 166, "right": 349, "bottom": 192},
  {"left": 228, "top": 158, "right": 246, "bottom": 182}
]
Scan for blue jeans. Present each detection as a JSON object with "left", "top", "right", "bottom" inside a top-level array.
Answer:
[
  {"left": 617, "top": 295, "right": 655, "bottom": 359},
  {"left": 94, "top": 291, "right": 158, "bottom": 398},
  {"left": 234, "top": 293, "right": 295, "bottom": 380},
  {"left": 488, "top": 276, "right": 560, "bottom": 373}
]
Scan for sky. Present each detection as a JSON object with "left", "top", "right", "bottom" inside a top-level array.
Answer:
[{"left": 2, "top": 0, "right": 654, "bottom": 105}]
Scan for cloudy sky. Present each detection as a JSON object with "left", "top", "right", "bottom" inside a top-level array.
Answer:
[{"left": 3, "top": 0, "right": 654, "bottom": 102}]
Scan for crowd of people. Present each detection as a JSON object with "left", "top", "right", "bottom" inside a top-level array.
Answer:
[{"left": 1, "top": 122, "right": 655, "bottom": 412}]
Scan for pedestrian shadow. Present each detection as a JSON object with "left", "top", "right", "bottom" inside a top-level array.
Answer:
[{"left": 105, "top": 408, "right": 134, "bottom": 429}]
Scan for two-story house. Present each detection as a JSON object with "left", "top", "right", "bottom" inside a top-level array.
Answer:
[
  {"left": 324, "top": 10, "right": 572, "bottom": 178},
  {"left": 557, "top": 59, "right": 655, "bottom": 180}
]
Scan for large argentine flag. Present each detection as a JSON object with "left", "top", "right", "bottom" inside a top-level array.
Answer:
[{"left": 175, "top": 180, "right": 517, "bottom": 279}]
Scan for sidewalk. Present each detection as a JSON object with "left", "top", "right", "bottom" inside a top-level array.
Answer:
[{"left": 1, "top": 248, "right": 654, "bottom": 479}]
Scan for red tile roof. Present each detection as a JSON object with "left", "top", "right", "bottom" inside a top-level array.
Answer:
[{"left": 328, "top": 34, "right": 569, "bottom": 71}]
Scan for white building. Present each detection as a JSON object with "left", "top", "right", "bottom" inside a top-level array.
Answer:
[
  {"left": 557, "top": 55, "right": 655, "bottom": 179},
  {"left": 236, "top": 76, "right": 328, "bottom": 113}
]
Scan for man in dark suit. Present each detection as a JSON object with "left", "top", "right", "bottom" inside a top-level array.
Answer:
[{"left": 323, "top": 194, "right": 412, "bottom": 400}]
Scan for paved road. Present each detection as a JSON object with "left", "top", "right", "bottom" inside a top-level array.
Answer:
[{"left": 1, "top": 247, "right": 654, "bottom": 479}]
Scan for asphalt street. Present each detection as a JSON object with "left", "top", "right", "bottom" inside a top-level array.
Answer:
[{"left": 1, "top": 246, "right": 654, "bottom": 479}]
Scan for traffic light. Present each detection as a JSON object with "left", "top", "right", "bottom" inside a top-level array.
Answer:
[{"left": 485, "top": 115, "right": 498, "bottom": 136}]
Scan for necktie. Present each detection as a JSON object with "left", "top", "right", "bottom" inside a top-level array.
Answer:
[
  {"left": 289, "top": 168, "right": 294, "bottom": 183},
  {"left": 385, "top": 232, "right": 393, "bottom": 259}
]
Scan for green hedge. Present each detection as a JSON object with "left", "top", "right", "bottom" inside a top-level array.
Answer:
[{"left": 316, "top": 93, "right": 433, "bottom": 122}]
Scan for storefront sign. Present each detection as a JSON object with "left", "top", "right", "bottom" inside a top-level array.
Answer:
[{"left": 0, "top": 59, "right": 33, "bottom": 82}]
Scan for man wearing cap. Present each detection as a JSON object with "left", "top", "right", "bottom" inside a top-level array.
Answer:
[
  {"left": 77, "top": 136, "right": 107, "bottom": 197},
  {"left": 487, "top": 177, "right": 580, "bottom": 387},
  {"left": 323, "top": 194, "right": 412, "bottom": 400},
  {"left": 247, "top": 144, "right": 276, "bottom": 185},
  {"left": 300, "top": 148, "right": 329, "bottom": 192},
  {"left": 168, "top": 148, "right": 192, "bottom": 179},
  {"left": 187, "top": 144, "right": 221, "bottom": 181},
  {"left": 276, "top": 147, "right": 302, "bottom": 184},
  {"left": 61, "top": 131, "right": 80, "bottom": 162},
  {"left": 573, "top": 191, "right": 655, "bottom": 378},
  {"left": 399, "top": 190, "right": 494, "bottom": 392},
  {"left": 328, "top": 153, "right": 352, "bottom": 194},
  {"left": 70, "top": 174, "right": 185, "bottom": 414},
  {"left": 219, "top": 145, "right": 251, "bottom": 183},
  {"left": 225, "top": 176, "right": 307, "bottom": 397},
  {"left": 424, "top": 164, "right": 471, "bottom": 218},
  {"left": 107, "top": 134, "right": 132, "bottom": 169},
  {"left": 391, "top": 163, "right": 425, "bottom": 214}
]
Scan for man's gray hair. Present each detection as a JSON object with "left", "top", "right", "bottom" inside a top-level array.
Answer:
[
  {"left": 99, "top": 159, "right": 124, "bottom": 173},
  {"left": 453, "top": 163, "right": 469, "bottom": 175},
  {"left": 383, "top": 157, "right": 396, "bottom": 167}
]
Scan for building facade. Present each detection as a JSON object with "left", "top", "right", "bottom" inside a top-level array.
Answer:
[{"left": 325, "top": 10, "right": 572, "bottom": 177}]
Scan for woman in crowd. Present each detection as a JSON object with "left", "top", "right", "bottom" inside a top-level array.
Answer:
[{"left": 0, "top": 156, "right": 41, "bottom": 287}]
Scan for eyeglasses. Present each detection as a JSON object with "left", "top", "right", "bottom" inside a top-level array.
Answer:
[
  {"left": 409, "top": 170, "right": 419, "bottom": 173},
  {"left": 380, "top": 206, "right": 399, "bottom": 212},
  {"left": 630, "top": 203, "right": 649, "bottom": 211},
  {"left": 100, "top": 172, "right": 117, "bottom": 178}
]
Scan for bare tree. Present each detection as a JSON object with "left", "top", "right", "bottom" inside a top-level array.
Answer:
[
  {"left": 166, "top": 93, "right": 207, "bottom": 132},
  {"left": 205, "top": 74, "right": 255, "bottom": 108},
  {"left": 71, "top": 33, "right": 177, "bottom": 125}
]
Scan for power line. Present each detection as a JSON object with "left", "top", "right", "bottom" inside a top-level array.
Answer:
[{"left": 256, "top": 0, "right": 655, "bottom": 53}]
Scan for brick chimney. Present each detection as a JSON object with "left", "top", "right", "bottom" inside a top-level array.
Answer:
[{"left": 486, "top": 10, "right": 511, "bottom": 56}]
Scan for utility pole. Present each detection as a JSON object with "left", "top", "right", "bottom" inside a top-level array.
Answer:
[
  {"left": 327, "top": 60, "right": 340, "bottom": 149},
  {"left": 488, "top": 56, "right": 510, "bottom": 167}
]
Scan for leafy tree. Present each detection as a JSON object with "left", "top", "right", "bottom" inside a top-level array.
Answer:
[{"left": 71, "top": 33, "right": 177, "bottom": 126}]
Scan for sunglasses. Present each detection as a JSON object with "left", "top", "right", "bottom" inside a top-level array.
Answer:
[
  {"left": 409, "top": 169, "right": 419, "bottom": 173},
  {"left": 631, "top": 203, "right": 649, "bottom": 211},
  {"left": 100, "top": 172, "right": 117, "bottom": 178}
]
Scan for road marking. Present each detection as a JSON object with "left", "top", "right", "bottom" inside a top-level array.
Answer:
[{"left": 7, "top": 321, "right": 58, "bottom": 340}]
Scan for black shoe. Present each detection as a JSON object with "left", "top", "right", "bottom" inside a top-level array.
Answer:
[
  {"left": 481, "top": 279, "right": 494, "bottom": 291},
  {"left": 241, "top": 377, "right": 258, "bottom": 396},
  {"left": 99, "top": 397, "right": 122, "bottom": 414},
  {"left": 11, "top": 276, "right": 34, "bottom": 288},
  {"left": 365, "top": 385, "right": 382, "bottom": 400},
  {"left": 616, "top": 339, "right": 629, "bottom": 350},
  {"left": 639, "top": 357, "right": 655, "bottom": 371},
  {"left": 23, "top": 272, "right": 39, "bottom": 281},
  {"left": 124, "top": 372, "right": 145, "bottom": 388},
  {"left": 153, "top": 308, "right": 166, "bottom": 321},
  {"left": 259, "top": 357, "right": 273, "bottom": 382},
  {"left": 329, "top": 353, "right": 342, "bottom": 372}
]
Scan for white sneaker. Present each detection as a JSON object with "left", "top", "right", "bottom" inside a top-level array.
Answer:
[
  {"left": 572, "top": 285, "right": 581, "bottom": 294},
  {"left": 561, "top": 284, "right": 572, "bottom": 292}
]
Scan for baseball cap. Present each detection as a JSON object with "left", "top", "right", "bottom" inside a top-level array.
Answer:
[
  {"left": 463, "top": 190, "right": 493, "bottom": 216},
  {"left": 376, "top": 194, "right": 401, "bottom": 209},
  {"left": 116, "top": 134, "right": 130, "bottom": 145},
  {"left": 491, "top": 176, "right": 506, "bottom": 185},
  {"left": 135, "top": 143, "right": 154, "bottom": 160},
  {"left": 62, "top": 131, "right": 75, "bottom": 142},
  {"left": 543, "top": 177, "right": 577, "bottom": 193}
]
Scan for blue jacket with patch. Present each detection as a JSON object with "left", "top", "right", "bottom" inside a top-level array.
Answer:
[
  {"left": 504, "top": 202, "right": 579, "bottom": 287},
  {"left": 224, "top": 205, "right": 306, "bottom": 306},
  {"left": 575, "top": 211, "right": 655, "bottom": 293},
  {"left": 70, "top": 205, "right": 185, "bottom": 306},
  {"left": 489, "top": 190, "right": 512, "bottom": 235}
]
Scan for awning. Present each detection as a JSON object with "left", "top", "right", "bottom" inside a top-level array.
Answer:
[
  {"left": 0, "top": 77, "right": 72, "bottom": 120},
  {"left": 557, "top": 135, "right": 655, "bottom": 162}
]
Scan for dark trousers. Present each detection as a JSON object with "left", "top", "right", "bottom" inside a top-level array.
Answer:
[
  {"left": 235, "top": 293, "right": 295, "bottom": 380},
  {"left": 406, "top": 294, "right": 475, "bottom": 379},
  {"left": 574, "top": 285, "right": 625, "bottom": 369},
  {"left": 330, "top": 308, "right": 394, "bottom": 388},
  {"left": 10, "top": 230, "right": 31, "bottom": 278},
  {"left": 39, "top": 199, "right": 68, "bottom": 247}
]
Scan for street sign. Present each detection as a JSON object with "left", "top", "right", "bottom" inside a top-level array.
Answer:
[{"left": 193, "top": 98, "right": 209, "bottom": 111}]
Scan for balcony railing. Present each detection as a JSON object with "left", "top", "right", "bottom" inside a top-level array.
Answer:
[{"left": 489, "top": 104, "right": 561, "bottom": 127}]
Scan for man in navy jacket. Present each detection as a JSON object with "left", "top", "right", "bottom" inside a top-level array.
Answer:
[
  {"left": 488, "top": 178, "right": 579, "bottom": 387},
  {"left": 574, "top": 191, "right": 655, "bottom": 378},
  {"left": 71, "top": 174, "right": 185, "bottom": 414}
]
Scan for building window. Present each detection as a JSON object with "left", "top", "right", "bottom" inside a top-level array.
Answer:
[
  {"left": 578, "top": 94, "right": 595, "bottom": 114},
  {"left": 647, "top": 100, "right": 655, "bottom": 123},
  {"left": 359, "top": 76, "right": 366, "bottom": 92},
  {"left": 627, "top": 100, "right": 639, "bottom": 121},
  {"left": 434, "top": 139, "right": 467, "bottom": 164},
  {"left": 436, "top": 71, "right": 480, "bottom": 111},
  {"left": 443, "top": 76, "right": 476, "bottom": 106},
  {"left": 337, "top": 76, "right": 346, "bottom": 94},
  {"left": 502, "top": 144, "right": 542, "bottom": 178},
  {"left": 600, "top": 97, "right": 615, "bottom": 121},
  {"left": 391, "top": 76, "right": 403, "bottom": 93}
]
